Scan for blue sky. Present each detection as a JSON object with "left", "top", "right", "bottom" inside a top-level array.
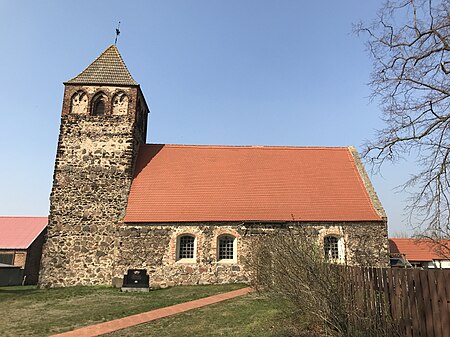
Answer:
[{"left": 0, "top": 1, "right": 414, "bottom": 235}]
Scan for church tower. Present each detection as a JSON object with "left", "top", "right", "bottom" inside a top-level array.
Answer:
[{"left": 39, "top": 45, "right": 149, "bottom": 287}]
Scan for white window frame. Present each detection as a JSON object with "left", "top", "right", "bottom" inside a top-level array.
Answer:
[
  {"left": 324, "top": 235, "right": 344, "bottom": 262},
  {"left": 176, "top": 234, "right": 197, "bottom": 263},
  {"left": 217, "top": 234, "right": 237, "bottom": 263}
]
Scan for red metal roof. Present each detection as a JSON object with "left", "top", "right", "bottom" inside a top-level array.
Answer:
[
  {"left": 0, "top": 217, "right": 48, "bottom": 249},
  {"left": 124, "top": 144, "right": 382, "bottom": 223},
  {"left": 389, "top": 238, "right": 450, "bottom": 261}
]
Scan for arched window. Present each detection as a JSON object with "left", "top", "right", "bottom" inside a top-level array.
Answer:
[
  {"left": 92, "top": 93, "right": 107, "bottom": 116},
  {"left": 324, "top": 235, "right": 343, "bottom": 260},
  {"left": 217, "top": 235, "right": 236, "bottom": 262},
  {"left": 176, "top": 235, "right": 196, "bottom": 261},
  {"left": 70, "top": 91, "right": 88, "bottom": 114}
]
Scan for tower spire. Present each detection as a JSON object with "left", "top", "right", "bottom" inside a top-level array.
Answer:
[{"left": 65, "top": 45, "right": 138, "bottom": 86}]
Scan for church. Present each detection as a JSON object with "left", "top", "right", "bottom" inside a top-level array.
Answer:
[{"left": 38, "top": 45, "right": 389, "bottom": 288}]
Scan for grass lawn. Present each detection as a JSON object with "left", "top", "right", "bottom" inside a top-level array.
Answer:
[
  {"left": 0, "top": 284, "right": 294, "bottom": 337},
  {"left": 0, "top": 283, "right": 258, "bottom": 337},
  {"left": 103, "top": 292, "right": 288, "bottom": 337}
]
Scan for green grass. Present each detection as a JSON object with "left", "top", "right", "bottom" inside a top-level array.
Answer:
[
  {"left": 103, "top": 292, "right": 288, "bottom": 337},
  {"left": 0, "top": 283, "right": 248, "bottom": 337}
]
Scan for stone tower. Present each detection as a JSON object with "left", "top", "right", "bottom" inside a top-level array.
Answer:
[{"left": 39, "top": 45, "right": 149, "bottom": 287}]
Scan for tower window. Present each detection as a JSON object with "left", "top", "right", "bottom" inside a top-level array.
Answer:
[
  {"left": 93, "top": 99, "right": 105, "bottom": 116},
  {"left": 92, "top": 93, "right": 107, "bottom": 116}
]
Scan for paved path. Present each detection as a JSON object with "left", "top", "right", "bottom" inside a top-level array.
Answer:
[{"left": 49, "top": 287, "right": 253, "bottom": 337}]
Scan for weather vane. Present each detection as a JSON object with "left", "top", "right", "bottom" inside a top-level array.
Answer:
[{"left": 114, "top": 21, "right": 121, "bottom": 45}]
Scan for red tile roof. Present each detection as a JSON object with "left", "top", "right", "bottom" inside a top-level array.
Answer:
[
  {"left": 0, "top": 217, "right": 48, "bottom": 249},
  {"left": 389, "top": 238, "right": 450, "bottom": 261},
  {"left": 124, "top": 145, "right": 382, "bottom": 223}
]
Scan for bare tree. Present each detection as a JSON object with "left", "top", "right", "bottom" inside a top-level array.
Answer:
[{"left": 355, "top": 0, "right": 450, "bottom": 239}]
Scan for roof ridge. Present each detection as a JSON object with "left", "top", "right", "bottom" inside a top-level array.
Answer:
[
  {"left": 66, "top": 45, "right": 138, "bottom": 86},
  {"left": 143, "top": 143, "right": 350, "bottom": 150}
]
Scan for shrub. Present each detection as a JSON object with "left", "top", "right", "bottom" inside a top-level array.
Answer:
[{"left": 253, "top": 227, "right": 399, "bottom": 337}]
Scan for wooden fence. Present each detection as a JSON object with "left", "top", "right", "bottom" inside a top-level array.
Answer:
[{"left": 341, "top": 266, "right": 450, "bottom": 337}]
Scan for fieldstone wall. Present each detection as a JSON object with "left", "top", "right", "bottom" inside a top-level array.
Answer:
[
  {"left": 113, "top": 221, "right": 389, "bottom": 289},
  {"left": 39, "top": 84, "right": 148, "bottom": 288}
]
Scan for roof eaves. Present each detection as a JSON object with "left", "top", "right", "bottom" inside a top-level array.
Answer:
[{"left": 65, "top": 79, "right": 139, "bottom": 86}]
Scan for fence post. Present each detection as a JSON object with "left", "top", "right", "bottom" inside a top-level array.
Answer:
[
  {"left": 435, "top": 270, "right": 450, "bottom": 337},
  {"left": 406, "top": 268, "right": 420, "bottom": 337},
  {"left": 420, "top": 269, "right": 435, "bottom": 337}
]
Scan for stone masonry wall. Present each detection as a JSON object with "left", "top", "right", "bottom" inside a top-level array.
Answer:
[
  {"left": 39, "top": 84, "right": 147, "bottom": 288},
  {"left": 113, "top": 221, "right": 389, "bottom": 289}
]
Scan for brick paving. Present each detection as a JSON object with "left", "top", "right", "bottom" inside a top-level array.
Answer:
[{"left": 49, "top": 287, "right": 253, "bottom": 337}]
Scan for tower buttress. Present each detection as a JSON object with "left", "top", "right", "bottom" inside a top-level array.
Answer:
[{"left": 39, "top": 45, "right": 149, "bottom": 287}]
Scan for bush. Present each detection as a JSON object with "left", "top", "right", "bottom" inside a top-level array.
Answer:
[{"left": 253, "top": 227, "right": 399, "bottom": 337}]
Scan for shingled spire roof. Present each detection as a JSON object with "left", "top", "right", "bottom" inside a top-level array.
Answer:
[{"left": 66, "top": 45, "right": 138, "bottom": 86}]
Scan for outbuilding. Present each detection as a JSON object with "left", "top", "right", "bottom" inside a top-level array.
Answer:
[
  {"left": 0, "top": 217, "right": 48, "bottom": 285},
  {"left": 389, "top": 238, "right": 450, "bottom": 269}
]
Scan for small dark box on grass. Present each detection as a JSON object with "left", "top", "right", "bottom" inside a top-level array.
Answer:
[{"left": 121, "top": 269, "right": 149, "bottom": 292}]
